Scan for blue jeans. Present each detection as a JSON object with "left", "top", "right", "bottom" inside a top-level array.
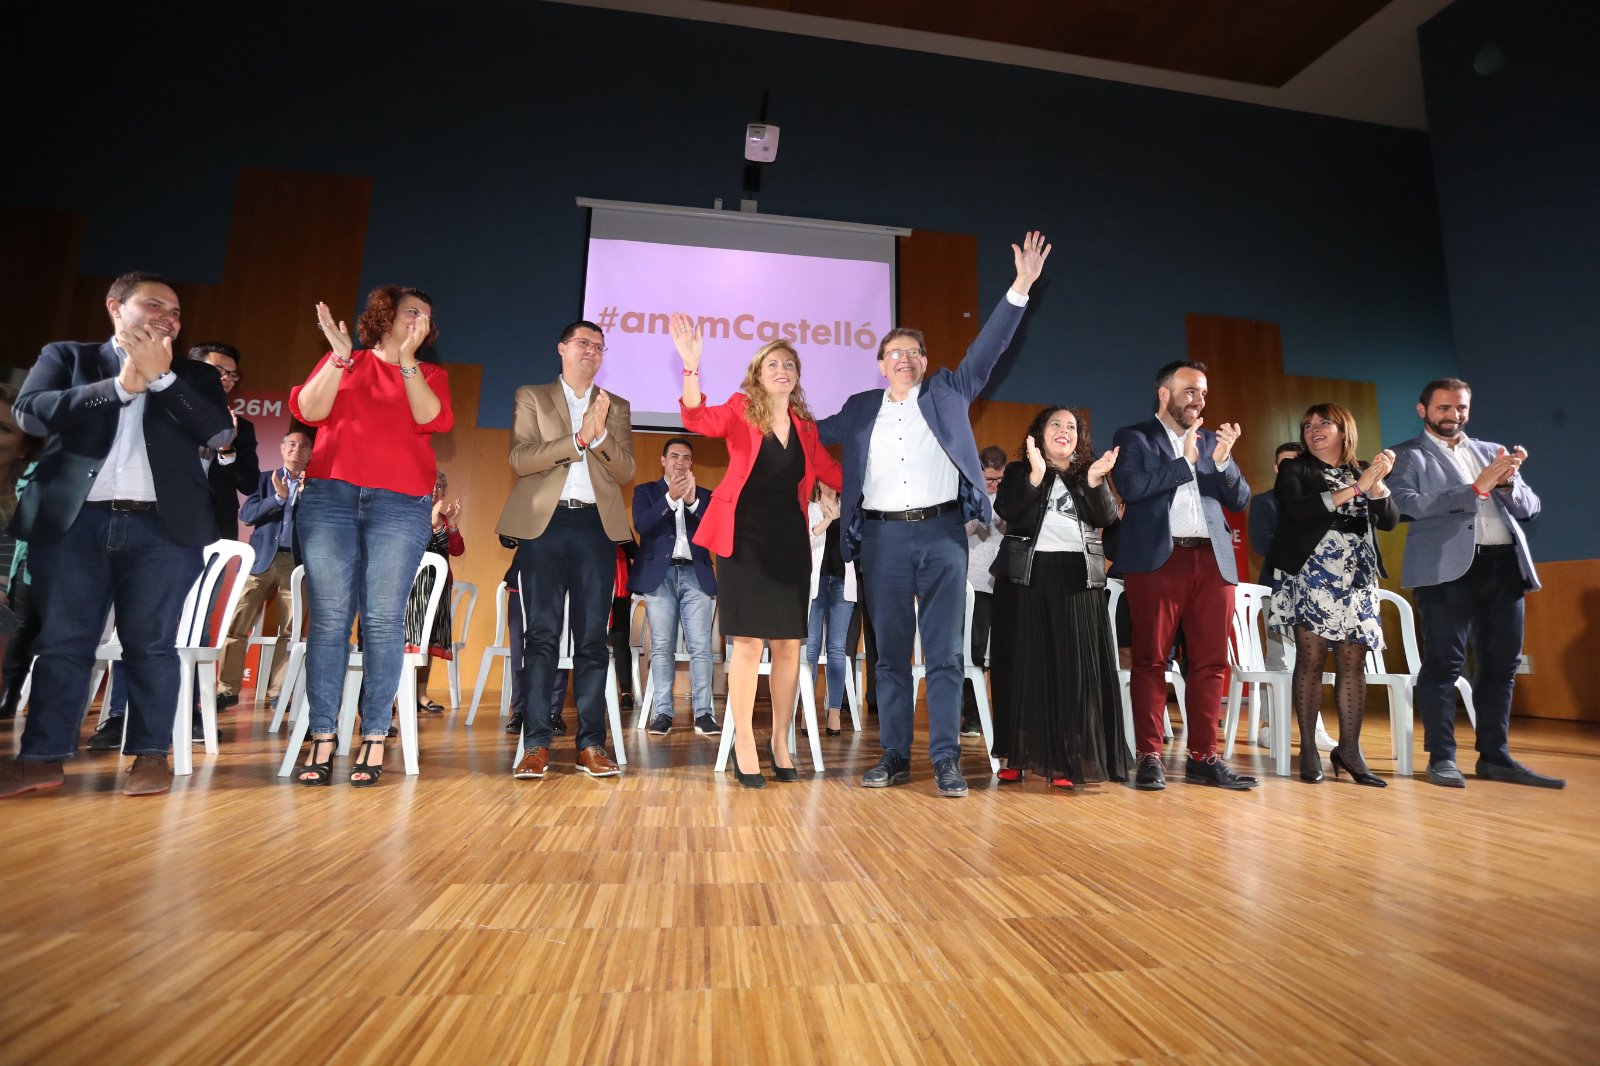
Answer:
[
  {"left": 298, "top": 478, "right": 432, "bottom": 738},
  {"left": 643, "top": 564, "right": 714, "bottom": 719},
  {"left": 806, "top": 574, "right": 854, "bottom": 710},
  {"left": 21, "top": 508, "right": 200, "bottom": 760},
  {"left": 860, "top": 510, "right": 967, "bottom": 763}
]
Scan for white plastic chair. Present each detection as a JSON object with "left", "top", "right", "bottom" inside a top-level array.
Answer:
[
  {"left": 445, "top": 580, "right": 478, "bottom": 710},
  {"left": 513, "top": 592, "right": 628, "bottom": 766},
  {"left": 277, "top": 554, "right": 447, "bottom": 778},
  {"left": 1362, "top": 589, "right": 1476, "bottom": 777},
  {"left": 267, "top": 566, "right": 308, "bottom": 733},
  {"left": 1220, "top": 582, "right": 1294, "bottom": 777},
  {"left": 84, "top": 539, "right": 255, "bottom": 776},
  {"left": 466, "top": 582, "right": 512, "bottom": 725},
  {"left": 1106, "top": 577, "right": 1188, "bottom": 740},
  {"left": 245, "top": 605, "right": 279, "bottom": 703},
  {"left": 715, "top": 640, "right": 823, "bottom": 773}
]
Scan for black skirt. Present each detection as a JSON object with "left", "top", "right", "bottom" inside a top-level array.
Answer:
[
  {"left": 989, "top": 551, "right": 1131, "bottom": 783},
  {"left": 716, "top": 432, "right": 810, "bottom": 639}
]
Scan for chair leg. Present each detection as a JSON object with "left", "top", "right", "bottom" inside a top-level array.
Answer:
[
  {"left": 276, "top": 692, "right": 314, "bottom": 777},
  {"left": 635, "top": 663, "right": 654, "bottom": 729},
  {"left": 796, "top": 661, "right": 824, "bottom": 772},
  {"left": 447, "top": 656, "right": 461, "bottom": 711},
  {"left": 969, "top": 668, "right": 999, "bottom": 773},
  {"left": 605, "top": 660, "right": 627, "bottom": 765},
  {"left": 335, "top": 663, "right": 363, "bottom": 757},
  {"left": 397, "top": 663, "right": 421, "bottom": 776},
  {"left": 270, "top": 646, "right": 305, "bottom": 732},
  {"left": 843, "top": 660, "right": 861, "bottom": 732},
  {"left": 173, "top": 655, "right": 195, "bottom": 777},
  {"left": 256, "top": 644, "right": 276, "bottom": 703},
  {"left": 197, "top": 660, "right": 219, "bottom": 754},
  {"left": 466, "top": 649, "right": 500, "bottom": 725},
  {"left": 1269, "top": 679, "right": 1292, "bottom": 776},
  {"left": 714, "top": 697, "right": 736, "bottom": 773}
]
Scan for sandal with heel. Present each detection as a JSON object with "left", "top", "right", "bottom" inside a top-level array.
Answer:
[
  {"left": 296, "top": 735, "right": 336, "bottom": 787},
  {"left": 349, "top": 739, "right": 386, "bottom": 788}
]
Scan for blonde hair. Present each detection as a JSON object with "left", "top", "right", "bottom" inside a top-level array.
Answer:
[
  {"left": 739, "top": 340, "right": 814, "bottom": 432},
  {"left": 1300, "top": 402, "right": 1359, "bottom": 467}
]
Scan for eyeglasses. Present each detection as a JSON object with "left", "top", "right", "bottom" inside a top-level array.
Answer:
[
  {"left": 215, "top": 369, "right": 241, "bottom": 382},
  {"left": 883, "top": 348, "right": 924, "bottom": 362},
  {"left": 568, "top": 338, "right": 606, "bottom": 354}
]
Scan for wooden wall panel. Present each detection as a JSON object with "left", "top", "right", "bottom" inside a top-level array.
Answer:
[{"left": 1514, "top": 558, "right": 1600, "bottom": 721}]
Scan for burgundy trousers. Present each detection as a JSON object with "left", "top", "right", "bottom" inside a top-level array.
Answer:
[{"left": 1123, "top": 545, "right": 1235, "bottom": 757}]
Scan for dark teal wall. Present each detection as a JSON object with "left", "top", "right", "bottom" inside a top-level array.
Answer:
[
  {"left": 10, "top": 1, "right": 1457, "bottom": 512},
  {"left": 1420, "top": 0, "right": 1598, "bottom": 561}
]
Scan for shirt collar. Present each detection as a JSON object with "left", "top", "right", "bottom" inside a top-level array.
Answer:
[
  {"left": 560, "top": 376, "right": 591, "bottom": 403},
  {"left": 1424, "top": 427, "right": 1470, "bottom": 451}
]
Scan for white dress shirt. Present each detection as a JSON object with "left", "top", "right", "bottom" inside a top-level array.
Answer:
[
  {"left": 864, "top": 392, "right": 958, "bottom": 511},
  {"left": 1161, "top": 420, "right": 1224, "bottom": 539},
  {"left": 87, "top": 341, "right": 178, "bottom": 503},
  {"left": 664, "top": 482, "right": 700, "bottom": 560},
  {"left": 559, "top": 376, "right": 608, "bottom": 504},
  {"left": 1425, "top": 430, "right": 1513, "bottom": 545}
]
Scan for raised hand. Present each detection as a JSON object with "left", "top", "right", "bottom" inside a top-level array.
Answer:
[
  {"left": 1211, "top": 421, "right": 1241, "bottom": 466},
  {"left": 1474, "top": 447, "right": 1520, "bottom": 493},
  {"left": 398, "top": 314, "right": 431, "bottom": 363},
  {"left": 315, "top": 302, "right": 354, "bottom": 361},
  {"left": 1183, "top": 419, "right": 1202, "bottom": 465},
  {"left": 667, "top": 312, "right": 703, "bottom": 371},
  {"left": 271, "top": 468, "right": 290, "bottom": 499},
  {"left": 1358, "top": 448, "right": 1395, "bottom": 493},
  {"left": 117, "top": 324, "right": 173, "bottom": 385},
  {"left": 1086, "top": 446, "right": 1120, "bottom": 487},
  {"left": 682, "top": 471, "right": 697, "bottom": 501},
  {"left": 1025, "top": 434, "right": 1046, "bottom": 484},
  {"left": 1010, "top": 230, "right": 1052, "bottom": 296},
  {"left": 667, "top": 471, "right": 690, "bottom": 501},
  {"left": 446, "top": 499, "right": 462, "bottom": 524},
  {"left": 431, "top": 497, "right": 449, "bottom": 528}
]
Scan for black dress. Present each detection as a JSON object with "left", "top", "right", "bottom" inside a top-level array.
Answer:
[{"left": 717, "top": 431, "right": 810, "bottom": 639}]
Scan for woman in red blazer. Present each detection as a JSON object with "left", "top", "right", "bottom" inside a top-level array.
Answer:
[{"left": 670, "top": 312, "right": 843, "bottom": 788}]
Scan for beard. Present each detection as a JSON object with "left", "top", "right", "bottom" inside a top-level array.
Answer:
[
  {"left": 1165, "top": 396, "right": 1200, "bottom": 429},
  {"left": 1425, "top": 414, "right": 1466, "bottom": 439}
]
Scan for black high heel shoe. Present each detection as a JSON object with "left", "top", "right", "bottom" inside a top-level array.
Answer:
[
  {"left": 768, "top": 739, "right": 799, "bottom": 783},
  {"left": 1299, "top": 748, "right": 1324, "bottom": 783},
  {"left": 729, "top": 749, "right": 765, "bottom": 789},
  {"left": 1329, "top": 749, "right": 1387, "bottom": 788},
  {"left": 296, "top": 735, "right": 336, "bottom": 786},
  {"left": 825, "top": 710, "right": 842, "bottom": 738}
]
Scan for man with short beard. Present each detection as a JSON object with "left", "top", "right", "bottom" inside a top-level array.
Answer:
[
  {"left": 1387, "top": 377, "right": 1561, "bottom": 789},
  {"left": 0, "top": 272, "right": 233, "bottom": 798},
  {"left": 1110, "top": 360, "right": 1254, "bottom": 792}
]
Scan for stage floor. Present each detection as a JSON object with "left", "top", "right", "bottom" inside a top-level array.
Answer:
[{"left": 2, "top": 693, "right": 1596, "bottom": 1065}]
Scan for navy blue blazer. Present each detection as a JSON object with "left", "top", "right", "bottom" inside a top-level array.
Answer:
[
  {"left": 238, "top": 470, "right": 300, "bottom": 575},
  {"left": 207, "top": 412, "right": 260, "bottom": 538},
  {"left": 817, "top": 293, "right": 1026, "bottom": 561},
  {"left": 10, "top": 341, "right": 234, "bottom": 548},
  {"left": 1108, "top": 416, "right": 1251, "bottom": 582},
  {"left": 628, "top": 479, "right": 717, "bottom": 596},
  {"left": 1247, "top": 489, "right": 1279, "bottom": 585}
]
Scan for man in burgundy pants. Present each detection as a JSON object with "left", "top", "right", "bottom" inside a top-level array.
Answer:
[{"left": 1110, "top": 360, "right": 1256, "bottom": 791}]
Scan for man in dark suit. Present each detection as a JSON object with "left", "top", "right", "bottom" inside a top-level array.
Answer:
[
  {"left": 817, "top": 231, "right": 1050, "bottom": 797},
  {"left": 215, "top": 427, "right": 312, "bottom": 708},
  {"left": 0, "top": 272, "right": 234, "bottom": 799},
  {"left": 629, "top": 436, "right": 718, "bottom": 737},
  {"left": 1387, "top": 377, "right": 1561, "bottom": 788},
  {"left": 1111, "top": 359, "right": 1254, "bottom": 792},
  {"left": 189, "top": 342, "right": 260, "bottom": 539}
]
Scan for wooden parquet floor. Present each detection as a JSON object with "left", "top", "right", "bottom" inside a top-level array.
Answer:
[{"left": 1, "top": 695, "right": 1597, "bottom": 1066}]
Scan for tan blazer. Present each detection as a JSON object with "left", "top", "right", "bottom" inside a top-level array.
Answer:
[{"left": 495, "top": 379, "right": 636, "bottom": 542}]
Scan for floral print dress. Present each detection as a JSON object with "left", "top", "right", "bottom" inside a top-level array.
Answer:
[{"left": 1266, "top": 462, "right": 1384, "bottom": 649}]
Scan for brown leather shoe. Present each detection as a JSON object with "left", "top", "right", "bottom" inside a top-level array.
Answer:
[
  {"left": 575, "top": 745, "right": 620, "bottom": 778},
  {"left": 124, "top": 755, "right": 174, "bottom": 796},
  {"left": 0, "top": 759, "right": 65, "bottom": 799},
  {"left": 513, "top": 746, "right": 551, "bottom": 779}
]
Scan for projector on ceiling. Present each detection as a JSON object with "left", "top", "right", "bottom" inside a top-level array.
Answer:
[{"left": 745, "top": 123, "right": 779, "bottom": 162}]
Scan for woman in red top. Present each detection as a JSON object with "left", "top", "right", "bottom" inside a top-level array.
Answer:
[
  {"left": 288, "top": 286, "right": 454, "bottom": 786},
  {"left": 670, "top": 313, "right": 842, "bottom": 788}
]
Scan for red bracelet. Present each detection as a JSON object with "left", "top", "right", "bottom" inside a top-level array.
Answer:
[
  {"left": 575, "top": 434, "right": 589, "bottom": 451},
  {"left": 1472, "top": 485, "right": 1491, "bottom": 500},
  {"left": 682, "top": 368, "right": 699, "bottom": 377}
]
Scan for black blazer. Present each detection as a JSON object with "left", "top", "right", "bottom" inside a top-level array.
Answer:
[
  {"left": 992, "top": 461, "right": 1120, "bottom": 589},
  {"left": 10, "top": 341, "right": 234, "bottom": 548},
  {"left": 1265, "top": 453, "right": 1399, "bottom": 578},
  {"left": 206, "top": 412, "right": 260, "bottom": 537}
]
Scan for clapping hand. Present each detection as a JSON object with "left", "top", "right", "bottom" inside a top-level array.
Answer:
[
  {"left": 1182, "top": 421, "right": 1201, "bottom": 465},
  {"left": 445, "top": 499, "right": 462, "bottom": 524},
  {"left": 1011, "top": 231, "right": 1051, "bottom": 296},
  {"left": 314, "top": 302, "right": 354, "bottom": 361},
  {"left": 667, "top": 470, "right": 694, "bottom": 501},
  {"left": 667, "top": 312, "right": 703, "bottom": 371},
  {"left": 1025, "top": 434, "right": 1046, "bottom": 483},
  {"left": 818, "top": 483, "right": 841, "bottom": 523},
  {"left": 1358, "top": 449, "right": 1396, "bottom": 494},
  {"left": 580, "top": 389, "right": 611, "bottom": 443},
  {"left": 1086, "top": 446, "right": 1120, "bottom": 487},
  {"left": 1210, "top": 422, "right": 1241, "bottom": 465},
  {"left": 115, "top": 323, "right": 173, "bottom": 390},
  {"left": 397, "top": 313, "right": 431, "bottom": 363},
  {"left": 271, "top": 468, "right": 290, "bottom": 500},
  {"left": 1473, "top": 445, "right": 1525, "bottom": 493}
]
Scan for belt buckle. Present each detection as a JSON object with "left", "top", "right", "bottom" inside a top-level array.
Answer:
[
  {"left": 111, "top": 499, "right": 136, "bottom": 513},
  {"left": 904, "top": 507, "right": 925, "bottom": 522}
]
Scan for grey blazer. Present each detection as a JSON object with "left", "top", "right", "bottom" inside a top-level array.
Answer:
[{"left": 1387, "top": 432, "right": 1541, "bottom": 591}]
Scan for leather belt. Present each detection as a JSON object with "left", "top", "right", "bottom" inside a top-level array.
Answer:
[
  {"left": 1475, "top": 543, "right": 1515, "bottom": 555},
  {"left": 83, "top": 499, "right": 158, "bottom": 512},
  {"left": 1171, "top": 536, "right": 1210, "bottom": 549},
  {"left": 670, "top": 558, "right": 694, "bottom": 566},
  {"left": 557, "top": 499, "right": 597, "bottom": 509},
  {"left": 862, "top": 500, "right": 959, "bottom": 522}
]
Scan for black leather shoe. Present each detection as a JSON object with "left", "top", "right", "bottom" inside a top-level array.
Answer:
[
  {"left": 1185, "top": 754, "right": 1256, "bottom": 790},
  {"left": 1475, "top": 758, "right": 1566, "bottom": 789},
  {"left": 619, "top": 694, "right": 635, "bottom": 712},
  {"left": 550, "top": 714, "right": 568, "bottom": 735},
  {"left": 504, "top": 712, "right": 524, "bottom": 735},
  {"left": 215, "top": 692, "right": 240, "bottom": 711},
  {"left": 86, "top": 716, "right": 124, "bottom": 751},
  {"left": 1426, "top": 759, "right": 1467, "bottom": 787},
  {"left": 861, "top": 751, "right": 910, "bottom": 788},
  {"left": 933, "top": 756, "right": 967, "bottom": 797},
  {"left": 1133, "top": 753, "right": 1165, "bottom": 790}
]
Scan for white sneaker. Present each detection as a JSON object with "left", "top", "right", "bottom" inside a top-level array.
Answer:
[{"left": 1314, "top": 718, "right": 1337, "bottom": 751}]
